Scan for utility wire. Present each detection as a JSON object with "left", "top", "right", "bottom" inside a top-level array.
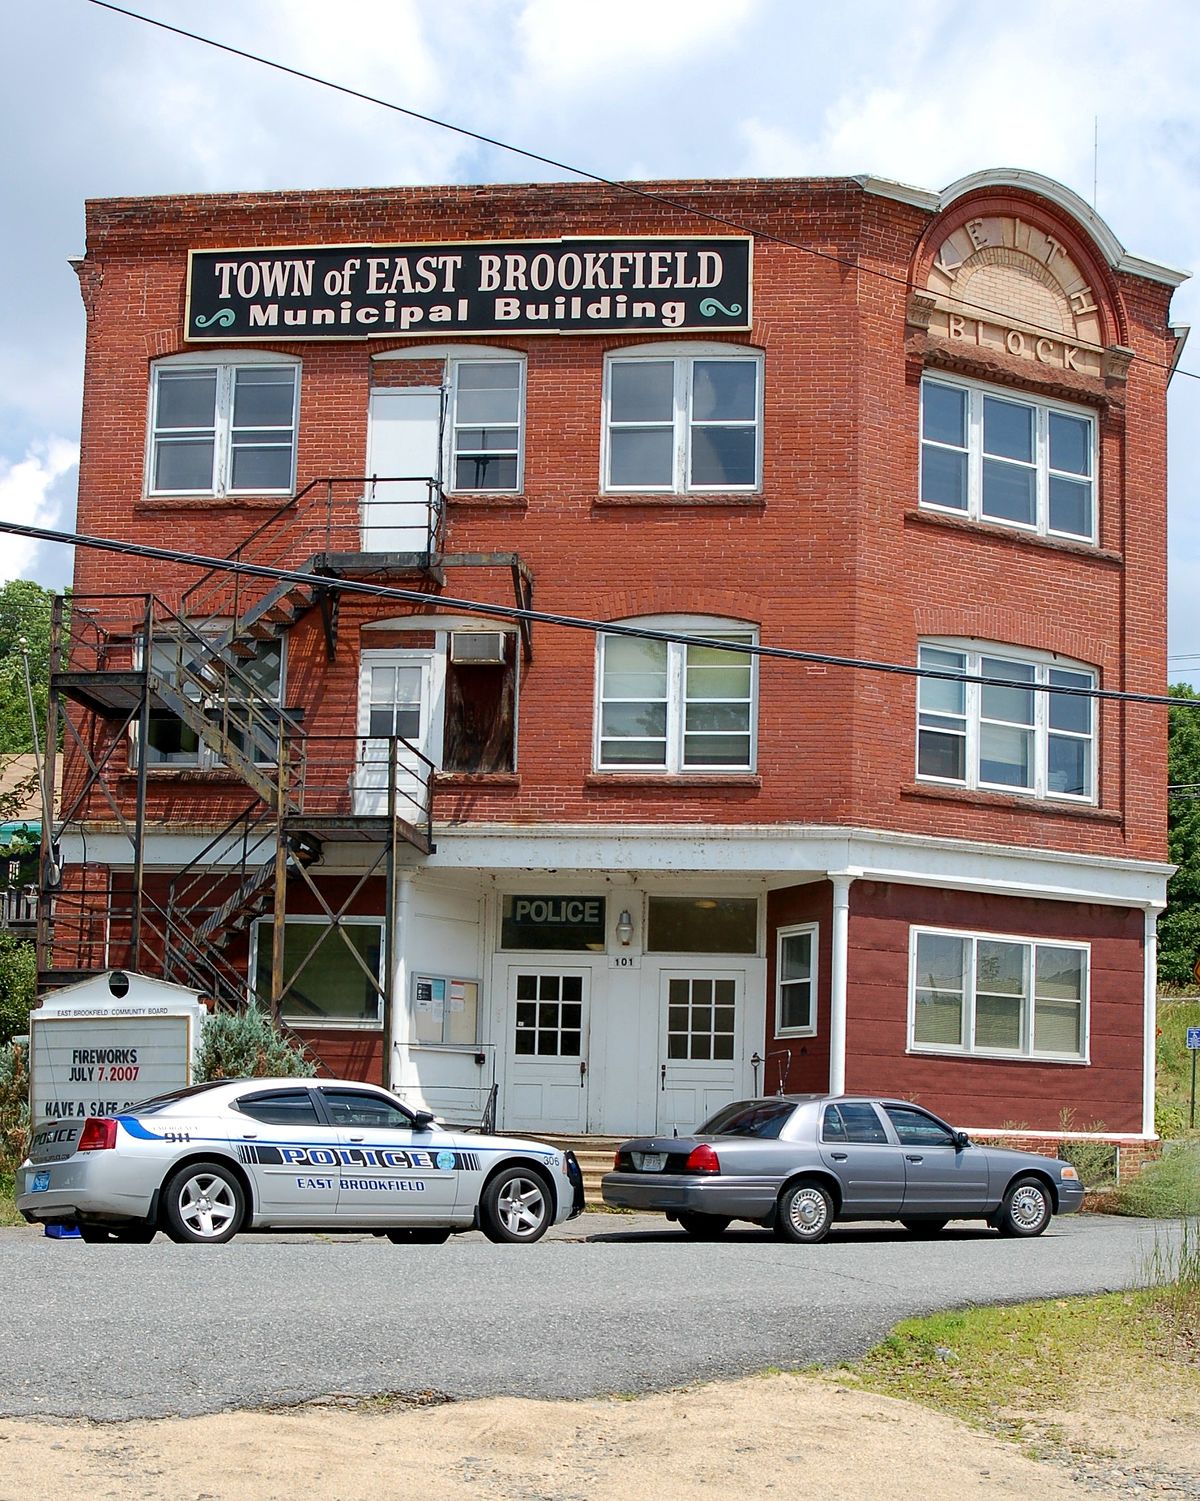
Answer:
[
  {"left": 85, "top": 0, "right": 1198, "bottom": 388},
  {"left": 0, "top": 516, "right": 1191, "bottom": 711}
]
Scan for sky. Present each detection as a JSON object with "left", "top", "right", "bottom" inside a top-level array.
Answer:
[{"left": 3, "top": 0, "right": 1200, "bottom": 674}]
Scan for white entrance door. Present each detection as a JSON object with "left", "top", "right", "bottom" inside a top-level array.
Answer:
[
  {"left": 503, "top": 967, "right": 590, "bottom": 1133},
  {"left": 364, "top": 387, "right": 442, "bottom": 551},
  {"left": 354, "top": 651, "right": 441, "bottom": 821},
  {"left": 656, "top": 971, "right": 744, "bottom": 1134}
]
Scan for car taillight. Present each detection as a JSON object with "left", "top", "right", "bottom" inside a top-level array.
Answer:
[
  {"left": 685, "top": 1143, "right": 720, "bottom": 1174},
  {"left": 614, "top": 1150, "right": 622, "bottom": 1170},
  {"left": 78, "top": 1117, "right": 117, "bottom": 1152}
]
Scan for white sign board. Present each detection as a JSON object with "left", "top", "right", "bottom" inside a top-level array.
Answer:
[{"left": 30, "top": 1013, "right": 196, "bottom": 1124}]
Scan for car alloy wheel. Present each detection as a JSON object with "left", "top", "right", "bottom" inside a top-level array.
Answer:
[
  {"left": 776, "top": 1180, "right": 833, "bottom": 1244},
  {"left": 480, "top": 1167, "right": 551, "bottom": 1244},
  {"left": 995, "top": 1175, "right": 1052, "bottom": 1238},
  {"left": 163, "top": 1162, "right": 244, "bottom": 1244}
]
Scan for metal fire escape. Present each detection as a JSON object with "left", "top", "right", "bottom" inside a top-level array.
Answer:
[{"left": 38, "top": 475, "right": 533, "bottom": 1029}]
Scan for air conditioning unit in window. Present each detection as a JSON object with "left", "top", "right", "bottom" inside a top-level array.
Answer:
[{"left": 449, "top": 630, "right": 507, "bottom": 665}]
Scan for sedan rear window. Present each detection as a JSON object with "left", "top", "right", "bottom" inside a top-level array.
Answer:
[
  {"left": 698, "top": 1100, "right": 796, "bottom": 1137},
  {"left": 235, "top": 1089, "right": 321, "bottom": 1125},
  {"left": 822, "top": 1103, "right": 889, "bottom": 1144}
]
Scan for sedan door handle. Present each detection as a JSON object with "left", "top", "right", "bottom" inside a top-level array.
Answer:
[
  {"left": 240, "top": 1131, "right": 258, "bottom": 1139},
  {"left": 905, "top": 1154, "right": 924, "bottom": 1162},
  {"left": 348, "top": 1134, "right": 365, "bottom": 1142},
  {"left": 829, "top": 1152, "right": 848, "bottom": 1161}
]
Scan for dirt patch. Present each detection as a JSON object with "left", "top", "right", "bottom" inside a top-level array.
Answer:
[{"left": 0, "top": 1371, "right": 1181, "bottom": 1501}]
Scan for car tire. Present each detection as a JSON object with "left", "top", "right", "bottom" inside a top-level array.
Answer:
[
  {"left": 161, "top": 1161, "right": 245, "bottom": 1244},
  {"left": 676, "top": 1211, "right": 731, "bottom": 1239},
  {"left": 479, "top": 1165, "right": 552, "bottom": 1244},
  {"left": 900, "top": 1218, "right": 949, "bottom": 1236},
  {"left": 993, "top": 1175, "right": 1053, "bottom": 1238},
  {"left": 775, "top": 1179, "right": 834, "bottom": 1244},
  {"left": 385, "top": 1228, "right": 452, "bottom": 1244}
]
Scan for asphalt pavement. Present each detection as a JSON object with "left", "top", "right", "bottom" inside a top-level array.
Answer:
[{"left": 0, "top": 1212, "right": 1180, "bottom": 1420}]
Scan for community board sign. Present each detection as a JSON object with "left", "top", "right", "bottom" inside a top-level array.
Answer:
[{"left": 186, "top": 236, "right": 752, "bottom": 340}]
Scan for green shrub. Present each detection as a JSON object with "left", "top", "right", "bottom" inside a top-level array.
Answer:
[
  {"left": 0, "top": 933, "right": 36, "bottom": 1047},
  {"left": 1113, "top": 1140, "right": 1200, "bottom": 1218},
  {"left": 0, "top": 1038, "right": 30, "bottom": 1173},
  {"left": 194, "top": 1005, "right": 316, "bottom": 1082}
]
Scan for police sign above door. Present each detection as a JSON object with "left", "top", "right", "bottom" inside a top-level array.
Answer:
[{"left": 501, "top": 896, "right": 607, "bottom": 952}]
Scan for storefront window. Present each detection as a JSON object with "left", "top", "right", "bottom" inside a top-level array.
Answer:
[{"left": 647, "top": 897, "right": 758, "bottom": 953}]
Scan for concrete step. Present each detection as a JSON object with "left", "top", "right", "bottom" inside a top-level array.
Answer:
[{"left": 538, "top": 1135, "right": 622, "bottom": 1204}]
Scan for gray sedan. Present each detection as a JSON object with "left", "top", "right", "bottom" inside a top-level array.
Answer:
[{"left": 601, "top": 1094, "right": 1085, "bottom": 1242}]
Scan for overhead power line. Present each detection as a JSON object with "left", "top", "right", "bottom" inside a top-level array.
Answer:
[
  {"left": 0, "top": 516, "right": 1190, "bottom": 711},
  {"left": 85, "top": 0, "right": 1197, "bottom": 388}
]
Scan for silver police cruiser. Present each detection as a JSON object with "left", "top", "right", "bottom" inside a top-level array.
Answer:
[{"left": 18, "top": 1078, "right": 585, "bottom": 1244}]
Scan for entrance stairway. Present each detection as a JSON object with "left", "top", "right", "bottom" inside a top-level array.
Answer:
[{"left": 538, "top": 1135, "right": 623, "bottom": 1207}]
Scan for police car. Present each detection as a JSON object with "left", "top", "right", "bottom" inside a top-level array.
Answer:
[{"left": 17, "top": 1078, "right": 585, "bottom": 1244}]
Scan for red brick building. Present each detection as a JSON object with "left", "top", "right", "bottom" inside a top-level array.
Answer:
[{"left": 48, "top": 169, "right": 1187, "bottom": 1142}]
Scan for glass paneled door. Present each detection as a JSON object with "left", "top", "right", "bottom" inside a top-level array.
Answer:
[
  {"left": 657, "top": 971, "right": 744, "bottom": 1134},
  {"left": 355, "top": 651, "right": 441, "bottom": 821},
  {"left": 503, "top": 968, "right": 591, "bottom": 1133},
  {"left": 363, "top": 387, "right": 442, "bottom": 552}
]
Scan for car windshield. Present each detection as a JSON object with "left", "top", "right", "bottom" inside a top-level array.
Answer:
[{"left": 698, "top": 1100, "right": 797, "bottom": 1138}]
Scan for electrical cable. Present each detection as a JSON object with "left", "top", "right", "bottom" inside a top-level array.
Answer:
[{"left": 84, "top": 0, "right": 1198, "bottom": 387}]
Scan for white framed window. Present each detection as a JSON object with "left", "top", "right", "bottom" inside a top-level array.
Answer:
[
  {"left": 776, "top": 924, "right": 818, "bottom": 1036},
  {"left": 917, "top": 640, "right": 1096, "bottom": 802},
  {"left": 595, "top": 616, "right": 757, "bottom": 772},
  {"left": 448, "top": 356, "right": 525, "bottom": 492},
  {"left": 603, "top": 345, "right": 762, "bottom": 492},
  {"left": 909, "top": 926, "right": 1089, "bottom": 1062},
  {"left": 920, "top": 375, "right": 1096, "bottom": 542},
  {"left": 148, "top": 351, "right": 299, "bottom": 497},
  {"left": 251, "top": 917, "right": 384, "bottom": 1026}
]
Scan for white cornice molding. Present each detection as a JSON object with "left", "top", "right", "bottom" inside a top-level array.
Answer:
[{"left": 856, "top": 169, "right": 1190, "bottom": 289}]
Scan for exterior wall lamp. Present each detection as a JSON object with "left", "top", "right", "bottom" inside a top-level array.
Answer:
[{"left": 616, "top": 908, "right": 634, "bottom": 946}]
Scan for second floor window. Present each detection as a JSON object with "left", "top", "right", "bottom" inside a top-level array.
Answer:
[
  {"left": 149, "top": 358, "right": 299, "bottom": 497},
  {"left": 596, "top": 619, "right": 756, "bottom": 772},
  {"left": 604, "top": 352, "right": 761, "bottom": 492},
  {"left": 917, "top": 642, "right": 1095, "bottom": 801},
  {"left": 920, "top": 376, "right": 1095, "bottom": 542},
  {"left": 449, "top": 358, "right": 523, "bottom": 491}
]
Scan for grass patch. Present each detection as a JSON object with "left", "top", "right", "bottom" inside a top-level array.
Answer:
[
  {"left": 1113, "top": 1140, "right": 1200, "bottom": 1218},
  {"left": 1156, "top": 997, "right": 1200, "bottom": 1137},
  {"left": 0, "top": 1171, "right": 24, "bottom": 1228}
]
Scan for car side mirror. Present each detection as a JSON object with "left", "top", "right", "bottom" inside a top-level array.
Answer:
[
  {"left": 411, "top": 1110, "right": 436, "bottom": 1132},
  {"left": 954, "top": 1129, "right": 970, "bottom": 1150}
]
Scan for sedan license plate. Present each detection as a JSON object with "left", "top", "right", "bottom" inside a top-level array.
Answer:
[
  {"left": 31, "top": 1171, "right": 50, "bottom": 1193},
  {"left": 635, "top": 1152, "right": 667, "bottom": 1172}
]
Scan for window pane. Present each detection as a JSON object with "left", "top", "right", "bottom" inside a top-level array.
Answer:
[
  {"left": 837, "top": 1102, "right": 889, "bottom": 1144},
  {"left": 232, "top": 369, "right": 295, "bottom": 426},
  {"left": 1049, "top": 412, "right": 1090, "bottom": 475},
  {"left": 981, "top": 659, "right": 1035, "bottom": 725},
  {"left": 610, "top": 361, "right": 674, "bottom": 422},
  {"left": 922, "top": 383, "right": 966, "bottom": 446},
  {"left": 455, "top": 455, "right": 518, "bottom": 489},
  {"left": 457, "top": 386, "right": 520, "bottom": 424},
  {"left": 156, "top": 370, "right": 217, "bottom": 429},
  {"left": 982, "top": 457, "right": 1036, "bottom": 524},
  {"left": 915, "top": 932, "right": 965, "bottom": 989},
  {"left": 914, "top": 987, "right": 963, "bottom": 1046},
  {"left": 609, "top": 427, "right": 674, "bottom": 486},
  {"left": 683, "top": 732, "right": 751, "bottom": 766},
  {"left": 1048, "top": 735, "right": 1089, "bottom": 796},
  {"left": 154, "top": 439, "right": 215, "bottom": 492},
  {"left": 976, "top": 940, "right": 1024, "bottom": 996},
  {"left": 1034, "top": 999, "right": 1082, "bottom": 1054},
  {"left": 1048, "top": 670, "right": 1093, "bottom": 734},
  {"left": 647, "top": 896, "right": 757, "bottom": 953},
  {"left": 458, "top": 361, "right": 520, "bottom": 392},
  {"left": 983, "top": 397, "right": 1034, "bottom": 462},
  {"left": 980, "top": 723, "right": 1033, "bottom": 787},
  {"left": 601, "top": 702, "right": 669, "bottom": 738},
  {"left": 921, "top": 446, "right": 968, "bottom": 509},
  {"left": 690, "top": 426, "right": 756, "bottom": 486},
  {"left": 604, "top": 636, "right": 667, "bottom": 689},
  {"left": 685, "top": 701, "right": 751, "bottom": 733},
  {"left": 1036, "top": 946, "right": 1083, "bottom": 1000},
  {"left": 918, "top": 728, "right": 965, "bottom": 780},
  {"left": 692, "top": 361, "right": 756, "bottom": 421},
  {"left": 780, "top": 984, "right": 812, "bottom": 1031},
  {"left": 1049, "top": 476, "right": 1092, "bottom": 537},
  {"left": 600, "top": 738, "right": 667, "bottom": 765},
  {"left": 780, "top": 932, "right": 813, "bottom": 983},
  {"left": 455, "top": 426, "right": 519, "bottom": 453},
  {"left": 260, "top": 922, "right": 382, "bottom": 1023},
  {"left": 974, "top": 992, "right": 1023, "bottom": 1049},
  {"left": 918, "top": 648, "right": 966, "bottom": 715},
  {"left": 230, "top": 445, "right": 292, "bottom": 491}
]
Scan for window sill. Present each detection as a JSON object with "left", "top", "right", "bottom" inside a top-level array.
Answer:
[
  {"left": 585, "top": 773, "right": 761, "bottom": 791},
  {"left": 593, "top": 493, "right": 766, "bottom": 510},
  {"left": 907, "top": 1046, "right": 1089, "bottom": 1067},
  {"left": 903, "top": 507, "right": 1122, "bottom": 565},
  {"left": 120, "top": 767, "right": 257, "bottom": 783},
  {"left": 446, "top": 493, "right": 528, "bottom": 511},
  {"left": 901, "top": 781, "right": 1121, "bottom": 823},
  {"left": 433, "top": 771, "right": 521, "bottom": 788},
  {"left": 136, "top": 494, "right": 297, "bottom": 512}
]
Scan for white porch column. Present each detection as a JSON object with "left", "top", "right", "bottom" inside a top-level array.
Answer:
[
  {"left": 828, "top": 873, "right": 855, "bottom": 1096},
  {"left": 1142, "top": 904, "right": 1162, "bottom": 1139},
  {"left": 387, "top": 869, "right": 415, "bottom": 1092}
]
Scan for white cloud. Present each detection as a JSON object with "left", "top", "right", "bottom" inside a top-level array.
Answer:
[{"left": 0, "top": 439, "right": 79, "bottom": 583}]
